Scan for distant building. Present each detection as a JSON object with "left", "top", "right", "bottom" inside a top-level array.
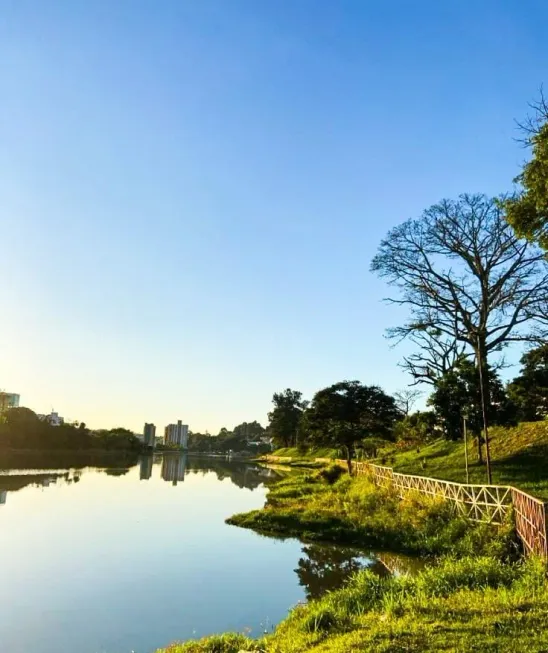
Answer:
[
  {"left": 143, "top": 423, "right": 156, "bottom": 447},
  {"left": 164, "top": 420, "right": 189, "bottom": 448},
  {"left": 140, "top": 456, "right": 153, "bottom": 480},
  {"left": 161, "top": 454, "right": 186, "bottom": 486},
  {"left": 0, "top": 392, "right": 20, "bottom": 414},
  {"left": 37, "top": 412, "right": 64, "bottom": 426}
]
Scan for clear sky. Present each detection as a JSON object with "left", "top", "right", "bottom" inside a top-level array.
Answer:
[{"left": 1, "top": 0, "right": 547, "bottom": 433}]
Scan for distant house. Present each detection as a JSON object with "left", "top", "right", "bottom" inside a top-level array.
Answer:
[
  {"left": 37, "top": 412, "right": 64, "bottom": 427},
  {"left": 248, "top": 436, "right": 274, "bottom": 451}
]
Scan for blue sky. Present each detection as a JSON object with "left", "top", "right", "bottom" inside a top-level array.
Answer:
[{"left": 1, "top": 0, "right": 547, "bottom": 432}]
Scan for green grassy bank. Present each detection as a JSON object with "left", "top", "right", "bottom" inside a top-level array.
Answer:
[
  {"left": 269, "top": 421, "right": 548, "bottom": 499},
  {"left": 382, "top": 421, "right": 548, "bottom": 499},
  {"left": 160, "top": 555, "right": 548, "bottom": 652},
  {"left": 227, "top": 470, "right": 515, "bottom": 557},
  {"left": 154, "top": 468, "right": 548, "bottom": 652}
]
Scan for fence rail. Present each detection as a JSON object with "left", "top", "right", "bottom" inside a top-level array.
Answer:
[
  {"left": 260, "top": 454, "right": 548, "bottom": 557},
  {"left": 334, "top": 458, "right": 547, "bottom": 558},
  {"left": 348, "top": 459, "right": 548, "bottom": 558}
]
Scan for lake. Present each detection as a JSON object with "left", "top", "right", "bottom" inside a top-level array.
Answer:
[{"left": 0, "top": 455, "right": 407, "bottom": 653}]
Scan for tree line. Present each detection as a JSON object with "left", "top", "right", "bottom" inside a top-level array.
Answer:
[
  {"left": 188, "top": 421, "right": 268, "bottom": 454},
  {"left": 266, "top": 342, "right": 548, "bottom": 470},
  {"left": 268, "top": 92, "right": 548, "bottom": 473},
  {"left": 0, "top": 407, "right": 142, "bottom": 452}
]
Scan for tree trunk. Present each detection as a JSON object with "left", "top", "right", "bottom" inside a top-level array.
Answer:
[
  {"left": 344, "top": 445, "right": 352, "bottom": 475},
  {"left": 476, "top": 335, "right": 492, "bottom": 481},
  {"left": 476, "top": 431, "right": 483, "bottom": 464}
]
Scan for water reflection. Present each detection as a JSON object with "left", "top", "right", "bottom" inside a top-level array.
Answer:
[
  {"left": 185, "top": 456, "right": 280, "bottom": 489},
  {"left": 140, "top": 455, "right": 153, "bottom": 480},
  {"left": 103, "top": 468, "right": 131, "bottom": 477},
  {"left": 0, "top": 471, "right": 77, "bottom": 505},
  {"left": 0, "top": 458, "right": 423, "bottom": 653},
  {"left": 161, "top": 454, "right": 187, "bottom": 485},
  {"left": 0, "top": 455, "right": 282, "bottom": 504},
  {"left": 296, "top": 544, "right": 390, "bottom": 600}
]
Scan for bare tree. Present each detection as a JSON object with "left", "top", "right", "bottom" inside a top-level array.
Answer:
[
  {"left": 393, "top": 388, "right": 423, "bottom": 416},
  {"left": 514, "top": 87, "right": 548, "bottom": 144},
  {"left": 372, "top": 194, "right": 548, "bottom": 370},
  {"left": 372, "top": 194, "right": 548, "bottom": 478},
  {"left": 398, "top": 330, "right": 466, "bottom": 385}
]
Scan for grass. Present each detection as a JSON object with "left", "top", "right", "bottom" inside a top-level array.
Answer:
[
  {"left": 227, "top": 470, "right": 518, "bottom": 558},
  {"left": 269, "top": 447, "right": 339, "bottom": 461},
  {"left": 158, "top": 555, "right": 548, "bottom": 652},
  {"left": 155, "top": 433, "right": 548, "bottom": 653},
  {"left": 378, "top": 421, "right": 548, "bottom": 499}
]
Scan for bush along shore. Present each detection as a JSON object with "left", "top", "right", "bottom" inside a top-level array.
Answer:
[{"left": 155, "top": 467, "right": 548, "bottom": 652}]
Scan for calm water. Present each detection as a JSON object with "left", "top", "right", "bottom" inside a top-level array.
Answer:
[{"left": 0, "top": 455, "right": 409, "bottom": 653}]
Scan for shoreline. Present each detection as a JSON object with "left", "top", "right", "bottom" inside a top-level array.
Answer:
[{"left": 157, "top": 467, "right": 548, "bottom": 653}]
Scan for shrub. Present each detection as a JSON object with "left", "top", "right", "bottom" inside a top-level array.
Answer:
[{"left": 318, "top": 463, "right": 345, "bottom": 484}]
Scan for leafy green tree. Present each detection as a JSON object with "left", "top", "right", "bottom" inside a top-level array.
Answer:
[
  {"left": 507, "top": 344, "right": 548, "bottom": 421},
  {"left": 267, "top": 389, "right": 308, "bottom": 449},
  {"left": 393, "top": 411, "right": 437, "bottom": 443},
  {"left": 428, "top": 359, "right": 514, "bottom": 457},
  {"left": 505, "top": 94, "right": 548, "bottom": 249},
  {"left": 232, "top": 421, "right": 265, "bottom": 440},
  {"left": 0, "top": 412, "right": 141, "bottom": 453},
  {"left": 305, "top": 381, "right": 400, "bottom": 471},
  {"left": 187, "top": 432, "right": 211, "bottom": 452}
]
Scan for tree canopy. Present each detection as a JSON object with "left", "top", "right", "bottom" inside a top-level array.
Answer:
[
  {"left": 428, "top": 359, "right": 514, "bottom": 451},
  {"left": 507, "top": 344, "right": 548, "bottom": 422},
  {"left": 505, "top": 94, "right": 548, "bottom": 249},
  {"left": 305, "top": 381, "right": 400, "bottom": 468},
  {"left": 0, "top": 408, "right": 141, "bottom": 452},
  {"left": 267, "top": 389, "right": 308, "bottom": 449}
]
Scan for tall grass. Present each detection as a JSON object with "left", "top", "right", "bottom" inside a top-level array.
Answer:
[
  {"left": 159, "top": 556, "right": 548, "bottom": 653},
  {"left": 228, "top": 471, "right": 518, "bottom": 558},
  {"left": 381, "top": 421, "right": 548, "bottom": 499}
]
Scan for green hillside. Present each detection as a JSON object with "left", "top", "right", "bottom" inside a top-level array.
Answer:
[{"left": 383, "top": 421, "right": 548, "bottom": 499}]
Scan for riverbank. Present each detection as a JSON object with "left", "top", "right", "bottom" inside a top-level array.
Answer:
[
  {"left": 161, "top": 554, "right": 548, "bottom": 652},
  {"left": 228, "top": 468, "right": 517, "bottom": 557},
  {"left": 154, "top": 469, "right": 548, "bottom": 652}
]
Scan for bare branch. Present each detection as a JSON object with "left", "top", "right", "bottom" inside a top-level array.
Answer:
[{"left": 371, "top": 193, "right": 548, "bottom": 381}]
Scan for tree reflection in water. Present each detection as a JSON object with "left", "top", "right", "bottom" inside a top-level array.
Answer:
[
  {"left": 296, "top": 543, "right": 390, "bottom": 600},
  {"left": 185, "top": 457, "right": 285, "bottom": 490}
]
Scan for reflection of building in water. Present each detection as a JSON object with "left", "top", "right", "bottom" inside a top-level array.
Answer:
[
  {"left": 143, "top": 423, "right": 156, "bottom": 448},
  {"left": 0, "top": 490, "right": 6, "bottom": 505},
  {"left": 161, "top": 455, "right": 186, "bottom": 486},
  {"left": 164, "top": 420, "right": 189, "bottom": 448},
  {"left": 140, "top": 456, "right": 154, "bottom": 480}
]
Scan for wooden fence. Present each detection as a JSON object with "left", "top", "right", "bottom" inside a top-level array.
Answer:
[
  {"left": 348, "top": 460, "right": 547, "bottom": 558},
  {"left": 259, "top": 454, "right": 548, "bottom": 557}
]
